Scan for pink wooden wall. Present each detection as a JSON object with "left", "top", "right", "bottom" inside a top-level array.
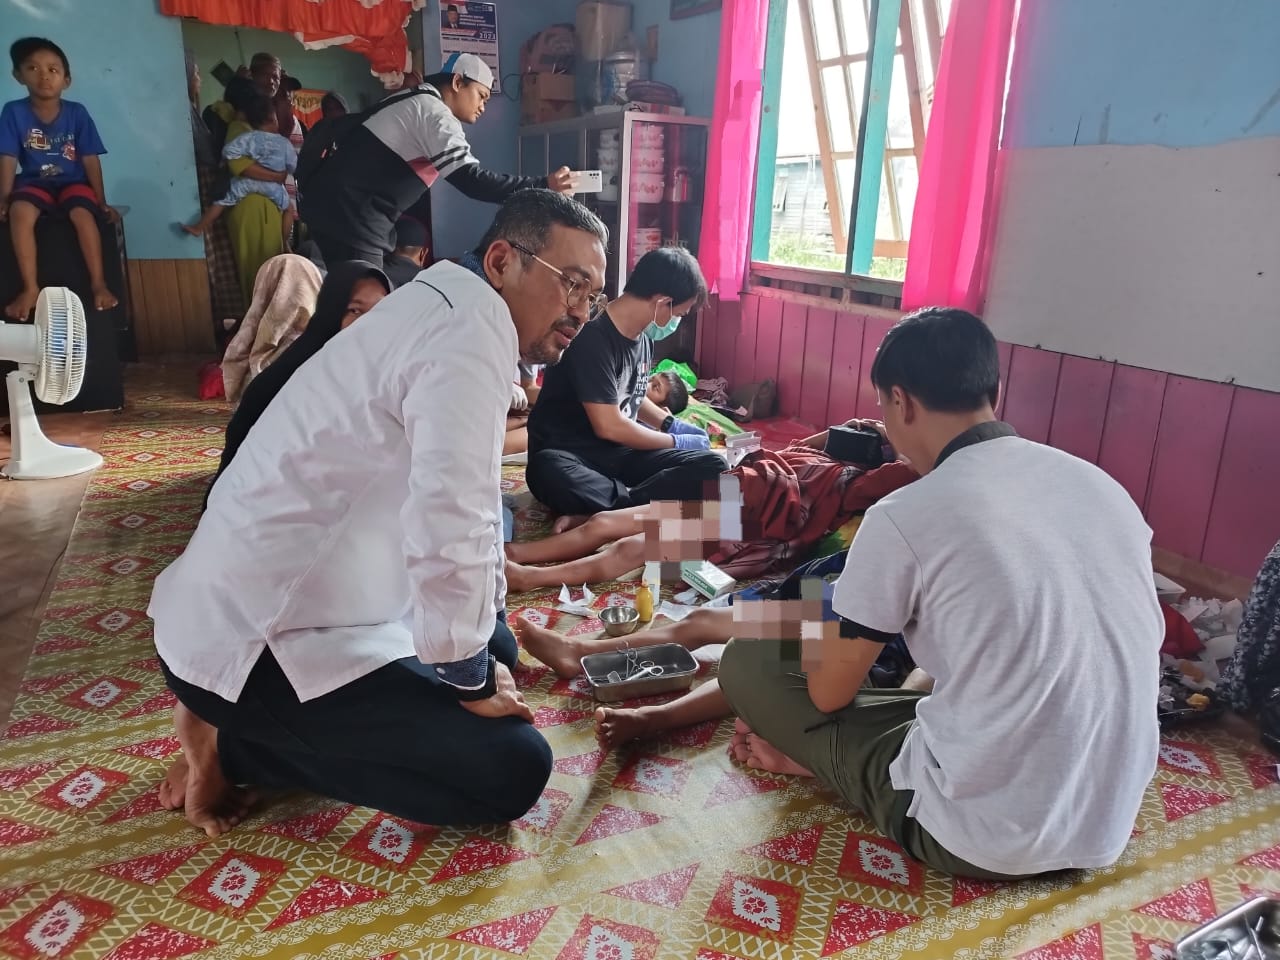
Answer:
[{"left": 696, "top": 292, "right": 1280, "bottom": 581}]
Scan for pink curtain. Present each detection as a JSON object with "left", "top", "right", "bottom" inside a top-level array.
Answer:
[
  {"left": 900, "top": 0, "right": 1020, "bottom": 314},
  {"left": 697, "top": 0, "right": 771, "bottom": 302}
]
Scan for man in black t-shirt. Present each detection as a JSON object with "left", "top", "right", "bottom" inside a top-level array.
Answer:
[{"left": 526, "top": 248, "right": 725, "bottom": 517}]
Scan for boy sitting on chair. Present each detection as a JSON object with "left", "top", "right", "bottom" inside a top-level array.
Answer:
[{"left": 0, "top": 37, "right": 118, "bottom": 320}]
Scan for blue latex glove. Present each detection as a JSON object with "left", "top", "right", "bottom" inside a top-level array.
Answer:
[
  {"left": 673, "top": 432, "right": 711, "bottom": 451},
  {"left": 669, "top": 418, "right": 708, "bottom": 438}
]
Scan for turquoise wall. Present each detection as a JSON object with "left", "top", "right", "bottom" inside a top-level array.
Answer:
[
  {"left": 422, "top": 0, "right": 578, "bottom": 258},
  {"left": 421, "top": 0, "right": 720, "bottom": 258},
  {"left": 1004, "top": 0, "right": 1280, "bottom": 149},
  {"left": 2, "top": 0, "right": 203, "bottom": 260},
  {"left": 631, "top": 0, "right": 720, "bottom": 120}
]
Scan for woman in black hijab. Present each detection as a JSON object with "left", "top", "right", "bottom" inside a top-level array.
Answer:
[{"left": 207, "top": 261, "right": 392, "bottom": 503}]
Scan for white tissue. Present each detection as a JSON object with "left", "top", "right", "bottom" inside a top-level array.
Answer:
[{"left": 557, "top": 583, "right": 597, "bottom": 617}]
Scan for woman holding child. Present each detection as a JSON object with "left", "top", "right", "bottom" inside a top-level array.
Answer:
[{"left": 203, "top": 60, "right": 290, "bottom": 304}]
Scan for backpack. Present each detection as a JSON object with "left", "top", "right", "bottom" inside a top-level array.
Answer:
[{"left": 296, "top": 85, "right": 439, "bottom": 194}]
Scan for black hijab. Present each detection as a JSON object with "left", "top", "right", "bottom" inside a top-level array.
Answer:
[{"left": 206, "top": 261, "right": 392, "bottom": 505}]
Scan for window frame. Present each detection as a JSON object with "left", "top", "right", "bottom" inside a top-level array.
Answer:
[{"left": 750, "top": 0, "right": 945, "bottom": 291}]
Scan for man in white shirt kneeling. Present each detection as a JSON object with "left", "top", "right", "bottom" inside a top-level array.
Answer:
[
  {"left": 148, "top": 190, "right": 608, "bottom": 838},
  {"left": 719, "top": 307, "right": 1163, "bottom": 879}
]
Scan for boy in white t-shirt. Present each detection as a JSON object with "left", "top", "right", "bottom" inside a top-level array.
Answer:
[{"left": 718, "top": 307, "right": 1163, "bottom": 879}]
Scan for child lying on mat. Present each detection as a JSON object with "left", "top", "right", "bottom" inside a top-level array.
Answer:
[
  {"left": 645, "top": 370, "right": 745, "bottom": 443},
  {"left": 503, "top": 417, "right": 915, "bottom": 594}
]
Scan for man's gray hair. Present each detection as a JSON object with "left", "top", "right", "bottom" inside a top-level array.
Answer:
[{"left": 474, "top": 189, "right": 608, "bottom": 259}]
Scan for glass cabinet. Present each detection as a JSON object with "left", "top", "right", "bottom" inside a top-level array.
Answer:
[{"left": 519, "top": 112, "right": 711, "bottom": 303}]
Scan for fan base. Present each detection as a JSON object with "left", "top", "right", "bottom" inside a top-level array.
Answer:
[{"left": 4, "top": 370, "right": 104, "bottom": 480}]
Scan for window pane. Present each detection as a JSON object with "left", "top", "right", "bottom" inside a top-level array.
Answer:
[
  {"left": 891, "top": 155, "right": 920, "bottom": 240},
  {"left": 812, "top": 0, "right": 841, "bottom": 60},
  {"left": 886, "top": 55, "right": 914, "bottom": 150},
  {"left": 835, "top": 157, "right": 857, "bottom": 230},
  {"left": 836, "top": 0, "right": 869, "bottom": 56},
  {"left": 823, "top": 65, "right": 855, "bottom": 154},
  {"left": 768, "top": 158, "right": 844, "bottom": 270}
]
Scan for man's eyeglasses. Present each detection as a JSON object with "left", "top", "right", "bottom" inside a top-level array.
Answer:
[{"left": 510, "top": 241, "right": 607, "bottom": 318}]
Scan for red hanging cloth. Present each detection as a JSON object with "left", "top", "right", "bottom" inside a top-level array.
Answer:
[{"left": 160, "top": 0, "right": 423, "bottom": 82}]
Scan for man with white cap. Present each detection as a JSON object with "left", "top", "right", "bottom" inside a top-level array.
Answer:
[{"left": 300, "top": 52, "right": 575, "bottom": 266}]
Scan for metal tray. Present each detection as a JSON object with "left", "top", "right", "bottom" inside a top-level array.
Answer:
[
  {"left": 580, "top": 643, "right": 698, "bottom": 703},
  {"left": 1176, "top": 897, "right": 1280, "bottom": 958}
]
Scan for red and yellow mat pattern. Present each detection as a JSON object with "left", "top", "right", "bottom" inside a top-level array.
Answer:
[{"left": 2, "top": 374, "right": 1279, "bottom": 960}]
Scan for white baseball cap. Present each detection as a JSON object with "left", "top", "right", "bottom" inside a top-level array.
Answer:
[{"left": 441, "top": 52, "right": 495, "bottom": 91}]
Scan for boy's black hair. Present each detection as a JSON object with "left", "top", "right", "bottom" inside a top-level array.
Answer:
[
  {"left": 223, "top": 76, "right": 259, "bottom": 113},
  {"left": 242, "top": 95, "right": 277, "bottom": 130},
  {"left": 320, "top": 91, "right": 347, "bottom": 114},
  {"left": 624, "top": 246, "right": 708, "bottom": 311},
  {"left": 661, "top": 372, "right": 689, "bottom": 414},
  {"left": 869, "top": 307, "right": 1000, "bottom": 412},
  {"left": 10, "top": 37, "right": 71, "bottom": 77}
]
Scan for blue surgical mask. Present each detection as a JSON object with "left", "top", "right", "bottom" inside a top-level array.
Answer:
[{"left": 644, "top": 299, "right": 682, "bottom": 340}]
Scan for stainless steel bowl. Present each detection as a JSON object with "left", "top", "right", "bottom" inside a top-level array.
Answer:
[{"left": 599, "top": 605, "right": 640, "bottom": 637}]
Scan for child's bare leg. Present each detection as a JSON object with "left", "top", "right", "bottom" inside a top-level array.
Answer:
[
  {"left": 182, "top": 203, "right": 225, "bottom": 237},
  {"left": 513, "top": 605, "right": 733, "bottom": 679},
  {"left": 281, "top": 206, "right": 296, "bottom": 250},
  {"left": 503, "top": 419, "right": 528, "bottom": 456},
  {"left": 507, "top": 508, "right": 648, "bottom": 565},
  {"left": 505, "top": 533, "right": 644, "bottom": 594},
  {"left": 5, "top": 200, "right": 41, "bottom": 320},
  {"left": 595, "top": 679, "right": 731, "bottom": 749},
  {"left": 68, "top": 206, "right": 118, "bottom": 310}
]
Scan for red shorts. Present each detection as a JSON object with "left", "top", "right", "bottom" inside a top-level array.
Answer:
[{"left": 10, "top": 182, "right": 100, "bottom": 216}]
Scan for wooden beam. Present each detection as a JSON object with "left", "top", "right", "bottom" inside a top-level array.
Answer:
[
  {"left": 848, "top": 0, "right": 902, "bottom": 274},
  {"left": 899, "top": 0, "right": 930, "bottom": 171}
]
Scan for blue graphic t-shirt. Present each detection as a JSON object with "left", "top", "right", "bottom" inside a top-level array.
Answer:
[{"left": 0, "top": 98, "right": 107, "bottom": 187}]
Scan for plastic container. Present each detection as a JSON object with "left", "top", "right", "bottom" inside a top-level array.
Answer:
[
  {"left": 577, "top": 1, "right": 633, "bottom": 62},
  {"left": 632, "top": 146, "right": 665, "bottom": 173},
  {"left": 633, "top": 173, "right": 665, "bottom": 203},
  {"left": 601, "top": 39, "right": 648, "bottom": 105},
  {"left": 634, "top": 125, "right": 665, "bottom": 147}
]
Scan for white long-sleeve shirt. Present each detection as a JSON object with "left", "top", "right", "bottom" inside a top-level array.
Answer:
[{"left": 149, "top": 262, "right": 513, "bottom": 703}]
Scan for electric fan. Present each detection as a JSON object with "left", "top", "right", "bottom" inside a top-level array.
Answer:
[{"left": 0, "top": 287, "right": 103, "bottom": 480}]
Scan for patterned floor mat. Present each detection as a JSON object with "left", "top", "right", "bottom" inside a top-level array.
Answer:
[{"left": 2, "top": 369, "right": 1279, "bottom": 960}]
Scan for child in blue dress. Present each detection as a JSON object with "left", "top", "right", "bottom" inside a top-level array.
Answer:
[
  {"left": 0, "top": 37, "right": 118, "bottom": 319},
  {"left": 183, "top": 95, "right": 296, "bottom": 250}
]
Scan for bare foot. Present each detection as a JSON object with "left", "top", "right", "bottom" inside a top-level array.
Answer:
[
  {"left": 181, "top": 223, "right": 205, "bottom": 238},
  {"left": 552, "top": 514, "right": 589, "bottom": 535},
  {"left": 159, "top": 755, "right": 188, "bottom": 810},
  {"left": 505, "top": 559, "right": 538, "bottom": 595},
  {"left": 92, "top": 286, "right": 118, "bottom": 311},
  {"left": 728, "top": 718, "right": 814, "bottom": 777},
  {"left": 5, "top": 288, "right": 39, "bottom": 321},
  {"left": 594, "top": 706, "right": 656, "bottom": 750},
  {"left": 512, "top": 613, "right": 585, "bottom": 679},
  {"left": 172, "top": 701, "right": 257, "bottom": 837}
]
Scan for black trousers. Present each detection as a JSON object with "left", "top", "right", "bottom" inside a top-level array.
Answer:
[
  {"left": 312, "top": 232, "right": 385, "bottom": 269},
  {"left": 525, "top": 444, "right": 726, "bottom": 515},
  {"left": 159, "top": 612, "right": 551, "bottom": 826}
]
